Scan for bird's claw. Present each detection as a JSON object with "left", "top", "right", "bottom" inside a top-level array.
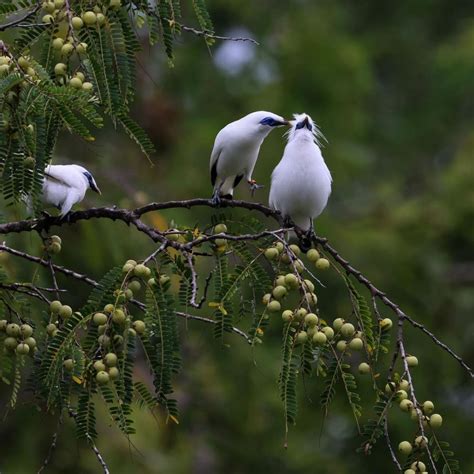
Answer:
[
  {"left": 211, "top": 193, "right": 221, "bottom": 207},
  {"left": 248, "top": 180, "right": 264, "bottom": 197}
]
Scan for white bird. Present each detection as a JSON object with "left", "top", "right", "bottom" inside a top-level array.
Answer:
[
  {"left": 40, "top": 164, "right": 101, "bottom": 216},
  {"left": 210, "top": 111, "right": 288, "bottom": 203},
  {"left": 269, "top": 113, "right": 332, "bottom": 241}
]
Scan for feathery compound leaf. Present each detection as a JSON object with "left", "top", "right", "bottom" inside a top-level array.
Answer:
[
  {"left": 430, "top": 436, "right": 461, "bottom": 474},
  {"left": 345, "top": 278, "right": 376, "bottom": 354}
]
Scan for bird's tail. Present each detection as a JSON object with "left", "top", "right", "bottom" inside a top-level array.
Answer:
[{"left": 219, "top": 176, "right": 235, "bottom": 199}]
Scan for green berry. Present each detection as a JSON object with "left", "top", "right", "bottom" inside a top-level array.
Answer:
[
  {"left": 289, "top": 244, "right": 301, "bottom": 256},
  {"left": 122, "top": 263, "right": 135, "bottom": 273},
  {"left": 305, "top": 292, "right": 318, "bottom": 305},
  {"left": 306, "top": 249, "right": 320, "bottom": 262},
  {"left": 0, "top": 320, "right": 7, "bottom": 331},
  {"left": 272, "top": 285, "right": 287, "bottom": 300},
  {"left": 109, "top": 0, "right": 122, "bottom": 8},
  {"left": 406, "top": 355, "right": 418, "bottom": 367},
  {"left": 262, "top": 293, "right": 271, "bottom": 305},
  {"left": 414, "top": 436, "right": 428, "bottom": 449},
  {"left": 294, "top": 259, "right": 304, "bottom": 273},
  {"left": 96, "top": 370, "right": 109, "bottom": 385},
  {"left": 294, "top": 308, "right": 307, "bottom": 321},
  {"left": 96, "top": 13, "right": 106, "bottom": 25},
  {"left": 132, "top": 320, "right": 146, "bottom": 335},
  {"left": 63, "top": 359, "right": 74, "bottom": 371},
  {"left": 108, "top": 366, "right": 119, "bottom": 380},
  {"left": 93, "top": 360, "right": 106, "bottom": 371},
  {"left": 215, "top": 238, "right": 227, "bottom": 247},
  {"left": 52, "top": 37, "right": 64, "bottom": 49},
  {"left": 404, "top": 470, "right": 416, "bottom": 474},
  {"left": 69, "top": 77, "right": 82, "bottom": 89},
  {"left": 385, "top": 382, "right": 396, "bottom": 394},
  {"left": 399, "top": 399, "right": 413, "bottom": 412},
  {"left": 214, "top": 223, "right": 228, "bottom": 234},
  {"left": 134, "top": 264, "right": 151, "bottom": 278},
  {"left": 16, "top": 343, "right": 30, "bottom": 355},
  {"left": 98, "top": 335, "right": 110, "bottom": 347},
  {"left": 275, "top": 275, "right": 286, "bottom": 287},
  {"left": 103, "top": 304, "right": 114, "bottom": 314},
  {"left": 82, "top": 11, "right": 97, "bottom": 25},
  {"left": 429, "top": 413, "right": 442, "bottom": 429},
  {"left": 398, "top": 441, "right": 413, "bottom": 455},
  {"left": 296, "top": 331, "right": 308, "bottom": 344},
  {"left": 112, "top": 309, "right": 126, "bottom": 324},
  {"left": 380, "top": 318, "right": 393, "bottom": 330},
  {"left": 333, "top": 318, "right": 344, "bottom": 331},
  {"left": 358, "top": 362, "right": 370, "bottom": 374},
  {"left": 280, "top": 253, "right": 291, "bottom": 264},
  {"left": 422, "top": 400, "right": 434, "bottom": 414},
  {"left": 24, "top": 337, "right": 36, "bottom": 349},
  {"left": 104, "top": 352, "right": 118, "bottom": 367},
  {"left": 336, "top": 340, "right": 347, "bottom": 352},
  {"left": 59, "top": 305, "right": 72, "bottom": 319},
  {"left": 312, "top": 331, "right": 327, "bottom": 345},
  {"left": 410, "top": 408, "right": 420, "bottom": 421},
  {"left": 48, "top": 242, "right": 61, "bottom": 254},
  {"left": 411, "top": 462, "right": 426, "bottom": 472},
  {"left": 267, "top": 300, "right": 281, "bottom": 313},
  {"left": 340, "top": 322, "right": 355, "bottom": 338},
  {"left": 54, "top": 62, "right": 67, "bottom": 75},
  {"left": 93, "top": 312, "right": 108, "bottom": 326},
  {"left": 284, "top": 273, "right": 298, "bottom": 288},
  {"left": 42, "top": 14, "right": 54, "bottom": 24},
  {"left": 321, "top": 326, "right": 334, "bottom": 340},
  {"left": 315, "top": 258, "right": 330, "bottom": 270},
  {"left": 349, "top": 337, "right": 363, "bottom": 350},
  {"left": 82, "top": 81, "right": 93, "bottom": 92},
  {"left": 61, "top": 43, "right": 74, "bottom": 56},
  {"left": 304, "top": 313, "right": 318, "bottom": 326},
  {"left": 303, "top": 279, "right": 315, "bottom": 293},
  {"left": 281, "top": 310, "right": 293, "bottom": 322},
  {"left": 50, "top": 300, "right": 62, "bottom": 314},
  {"left": 396, "top": 389, "right": 408, "bottom": 401},
  {"left": 20, "top": 324, "right": 33, "bottom": 337},
  {"left": 264, "top": 247, "right": 279, "bottom": 260},
  {"left": 4, "top": 337, "right": 17, "bottom": 350},
  {"left": 159, "top": 275, "right": 170, "bottom": 285},
  {"left": 6, "top": 323, "right": 20, "bottom": 337},
  {"left": 399, "top": 379, "right": 409, "bottom": 391},
  {"left": 71, "top": 16, "right": 83, "bottom": 29},
  {"left": 46, "top": 323, "right": 57, "bottom": 335}
]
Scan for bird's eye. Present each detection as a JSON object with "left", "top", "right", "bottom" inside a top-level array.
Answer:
[{"left": 260, "top": 117, "right": 277, "bottom": 126}]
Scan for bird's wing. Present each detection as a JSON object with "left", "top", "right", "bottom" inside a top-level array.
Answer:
[
  {"left": 44, "top": 165, "right": 79, "bottom": 189},
  {"left": 210, "top": 133, "right": 225, "bottom": 186}
]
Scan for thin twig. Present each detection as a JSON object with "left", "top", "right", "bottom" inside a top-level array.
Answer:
[
  {"left": 0, "top": 2, "right": 41, "bottom": 32},
  {"left": 383, "top": 416, "right": 402, "bottom": 472}
]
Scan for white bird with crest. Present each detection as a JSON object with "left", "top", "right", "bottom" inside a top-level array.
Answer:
[
  {"left": 40, "top": 164, "right": 101, "bottom": 216},
  {"left": 269, "top": 113, "right": 332, "bottom": 243},
  {"left": 210, "top": 111, "right": 288, "bottom": 203}
]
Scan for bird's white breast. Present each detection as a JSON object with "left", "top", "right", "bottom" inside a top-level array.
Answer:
[{"left": 270, "top": 138, "right": 332, "bottom": 224}]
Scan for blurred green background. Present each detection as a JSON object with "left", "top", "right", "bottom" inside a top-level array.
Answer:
[{"left": 1, "top": 0, "right": 474, "bottom": 472}]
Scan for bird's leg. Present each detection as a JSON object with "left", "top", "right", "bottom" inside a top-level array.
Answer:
[
  {"left": 40, "top": 210, "right": 52, "bottom": 219},
  {"left": 211, "top": 186, "right": 222, "bottom": 206},
  {"left": 248, "top": 179, "right": 264, "bottom": 197}
]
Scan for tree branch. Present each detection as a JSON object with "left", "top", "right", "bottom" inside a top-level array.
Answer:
[{"left": 0, "top": 2, "right": 41, "bottom": 33}]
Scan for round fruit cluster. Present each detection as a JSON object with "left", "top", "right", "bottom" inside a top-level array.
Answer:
[
  {"left": 92, "top": 351, "right": 120, "bottom": 385},
  {"left": 0, "top": 54, "right": 38, "bottom": 84},
  {"left": 45, "top": 235, "right": 62, "bottom": 254},
  {"left": 262, "top": 271, "right": 317, "bottom": 315},
  {"left": 1, "top": 321, "right": 36, "bottom": 355},
  {"left": 264, "top": 243, "right": 330, "bottom": 271}
]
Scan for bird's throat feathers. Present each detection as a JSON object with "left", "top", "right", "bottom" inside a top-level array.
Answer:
[{"left": 286, "top": 113, "right": 326, "bottom": 147}]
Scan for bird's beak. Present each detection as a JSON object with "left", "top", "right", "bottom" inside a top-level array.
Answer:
[
  {"left": 92, "top": 183, "right": 101, "bottom": 195},
  {"left": 302, "top": 117, "right": 310, "bottom": 129}
]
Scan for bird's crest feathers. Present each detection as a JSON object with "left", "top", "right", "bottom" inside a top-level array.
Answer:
[{"left": 286, "top": 113, "right": 327, "bottom": 147}]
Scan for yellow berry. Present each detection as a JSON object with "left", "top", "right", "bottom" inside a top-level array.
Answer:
[
  {"left": 315, "top": 258, "right": 330, "bottom": 270},
  {"left": 82, "top": 11, "right": 97, "bottom": 25},
  {"left": 358, "top": 362, "right": 370, "bottom": 374}
]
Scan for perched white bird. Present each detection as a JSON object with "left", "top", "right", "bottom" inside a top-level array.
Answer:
[
  {"left": 269, "top": 113, "right": 332, "bottom": 239},
  {"left": 40, "top": 164, "right": 101, "bottom": 216},
  {"left": 210, "top": 111, "right": 288, "bottom": 203}
]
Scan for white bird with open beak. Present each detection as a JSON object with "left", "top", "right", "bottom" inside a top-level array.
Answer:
[
  {"left": 40, "top": 164, "right": 101, "bottom": 216},
  {"left": 269, "top": 113, "right": 332, "bottom": 247},
  {"left": 210, "top": 111, "right": 288, "bottom": 204}
]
